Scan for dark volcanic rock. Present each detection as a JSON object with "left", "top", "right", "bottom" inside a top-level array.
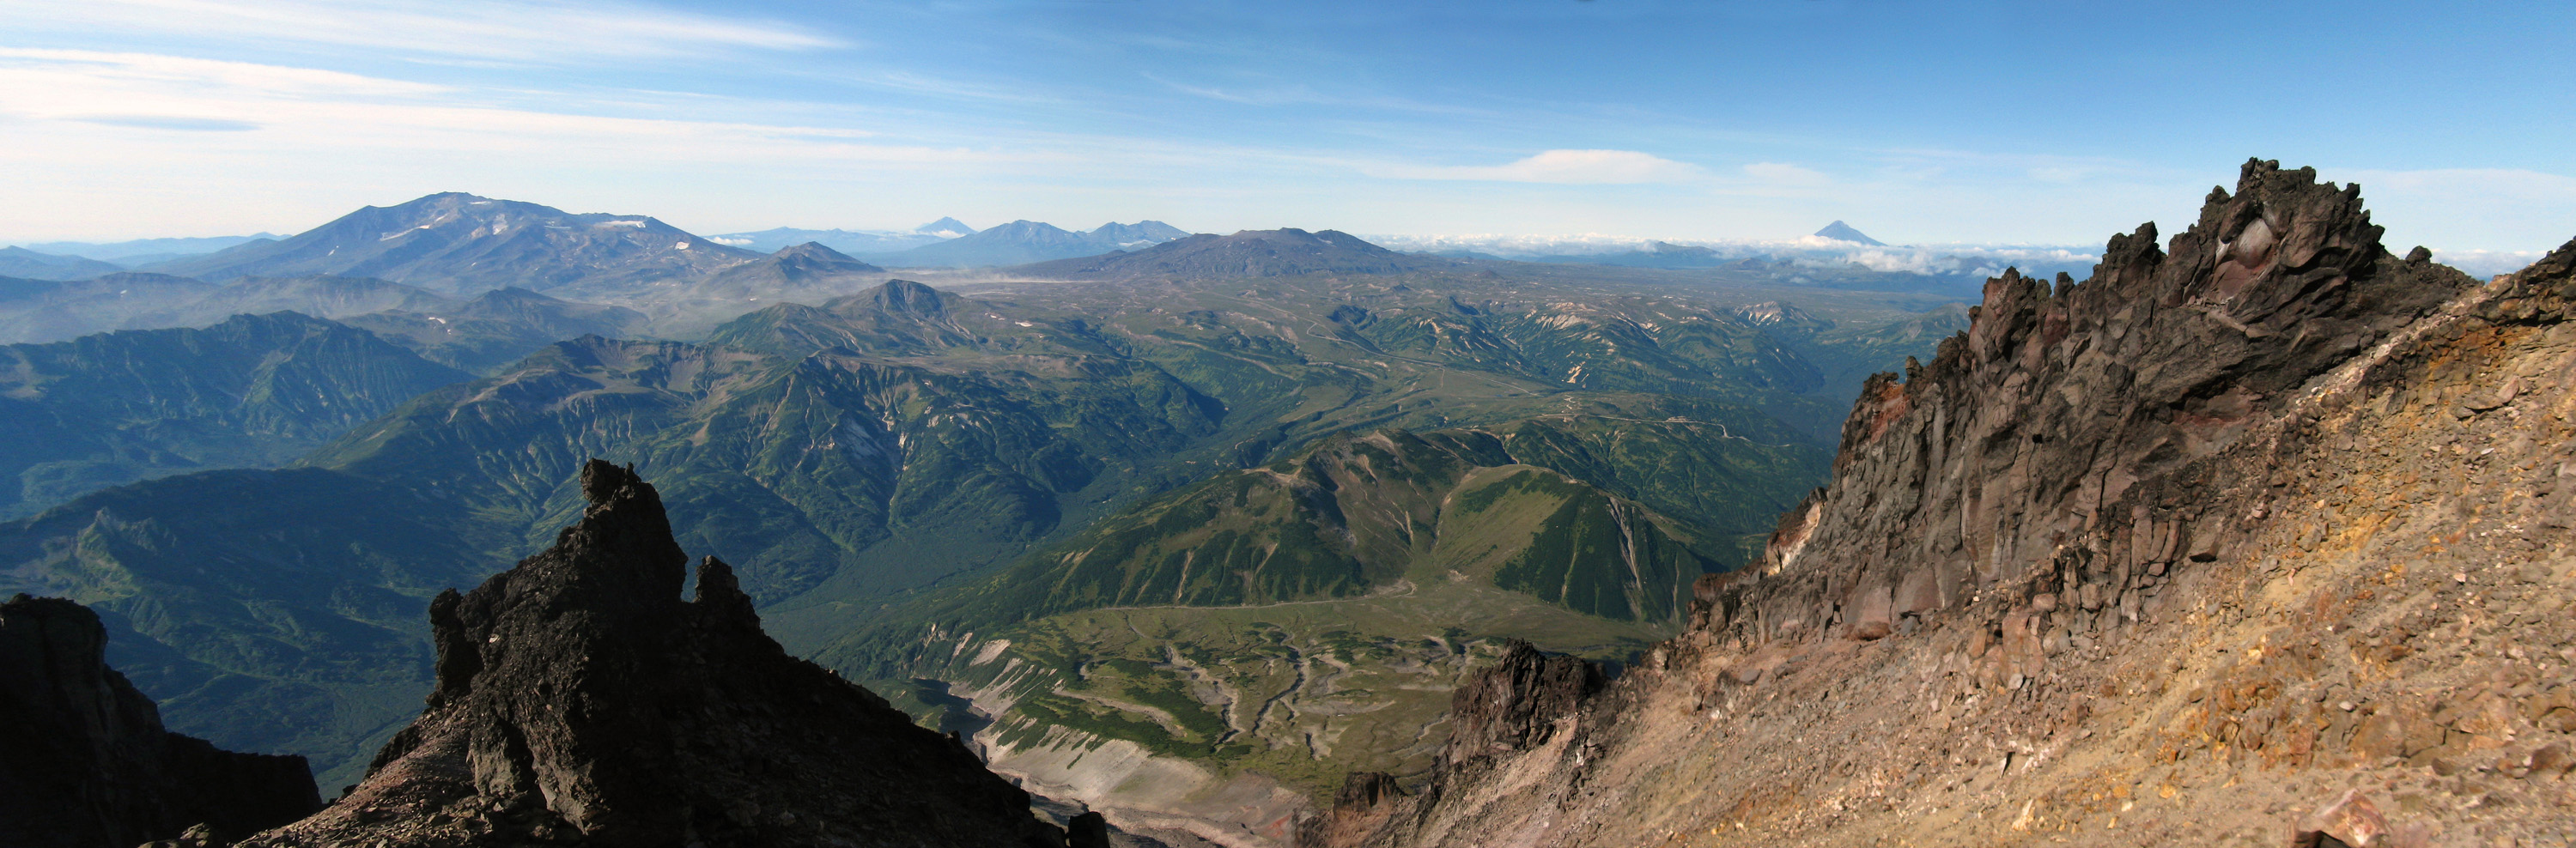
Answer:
[
  {"left": 0, "top": 594, "right": 319, "bottom": 848},
  {"left": 1334, "top": 160, "right": 2576, "bottom": 846},
  {"left": 1297, "top": 772, "right": 1407, "bottom": 848},
  {"left": 1443, "top": 640, "right": 1602, "bottom": 762},
  {"left": 1065, "top": 812, "right": 1109, "bottom": 848},
  {"left": 1717, "top": 158, "right": 2471, "bottom": 645},
  {"left": 239, "top": 460, "right": 1061, "bottom": 847}
]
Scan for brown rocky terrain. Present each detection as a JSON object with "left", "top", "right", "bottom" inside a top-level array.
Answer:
[
  {"left": 235, "top": 459, "right": 1065, "bottom": 847},
  {"left": 0, "top": 595, "right": 319, "bottom": 848},
  {"left": 1307, "top": 161, "right": 2576, "bottom": 847}
]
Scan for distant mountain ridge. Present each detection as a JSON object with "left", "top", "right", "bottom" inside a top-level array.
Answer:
[
  {"left": 0, "top": 270, "right": 647, "bottom": 373},
  {"left": 868, "top": 219, "right": 1188, "bottom": 267},
  {"left": 1013, "top": 227, "right": 1445, "bottom": 278},
  {"left": 707, "top": 218, "right": 975, "bottom": 254},
  {"left": 0, "top": 246, "right": 125, "bottom": 282},
  {"left": 143, "top": 192, "right": 763, "bottom": 296},
  {"left": 14, "top": 234, "right": 283, "bottom": 264}
]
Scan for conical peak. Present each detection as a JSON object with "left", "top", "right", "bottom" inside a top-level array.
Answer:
[
  {"left": 865, "top": 278, "right": 947, "bottom": 315},
  {"left": 774, "top": 241, "right": 860, "bottom": 262}
]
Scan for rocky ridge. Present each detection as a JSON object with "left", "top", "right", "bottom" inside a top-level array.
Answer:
[
  {"left": 1309, "top": 160, "right": 2576, "bottom": 845},
  {"left": 0, "top": 594, "right": 319, "bottom": 848},
  {"left": 237, "top": 459, "right": 1063, "bottom": 847}
]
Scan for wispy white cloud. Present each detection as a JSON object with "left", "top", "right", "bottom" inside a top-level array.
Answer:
[
  {"left": 2328, "top": 167, "right": 2576, "bottom": 257},
  {"left": 21, "top": 0, "right": 843, "bottom": 63},
  {"left": 0, "top": 49, "right": 1003, "bottom": 162},
  {"left": 1372, "top": 149, "right": 1702, "bottom": 185},
  {"left": 1741, "top": 161, "right": 1828, "bottom": 185},
  {"left": 1367, "top": 230, "right": 2101, "bottom": 277}
]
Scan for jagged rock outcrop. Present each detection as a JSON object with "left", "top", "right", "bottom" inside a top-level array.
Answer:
[
  {"left": 1321, "top": 161, "right": 2576, "bottom": 846},
  {"left": 0, "top": 595, "right": 319, "bottom": 848},
  {"left": 1296, "top": 772, "right": 1406, "bottom": 848},
  {"left": 239, "top": 460, "right": 1062, "bottom": 847},
  {"left": 1441, "top": 642, "right": 1603, "bottom": 762}
]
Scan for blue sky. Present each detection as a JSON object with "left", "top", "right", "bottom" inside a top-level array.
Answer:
[{"left": 4, "top": 0, "right": 2571, "bottom": 258}]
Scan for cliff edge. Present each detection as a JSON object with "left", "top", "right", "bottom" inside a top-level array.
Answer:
[
  {"left": 1315, "top": 160, "right": 2576, "bottom": 846},
  {"left": 0, "top": 594, "right": 319, "bottom": 848},
  {"left": 239, "top": 459, "right": 1063, "bottom": 847}
]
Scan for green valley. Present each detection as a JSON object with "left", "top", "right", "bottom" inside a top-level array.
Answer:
[{"left": 0, "top": 245, "right": 1961, "bottom": 803}]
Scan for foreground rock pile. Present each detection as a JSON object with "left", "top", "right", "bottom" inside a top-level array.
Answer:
[
  {"left": 238, "top": 459, "right": 1063, "bottom": 847},
  {"left": 1309, "top": 161, "right": 2576, "bottom": 846},
  {"left": 0, "top": 595, "right": 319, "bottom": 848}
]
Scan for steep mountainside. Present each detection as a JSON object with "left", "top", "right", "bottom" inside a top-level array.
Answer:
[
  {"left": 1014, "top": 229, "right": 1441, "bottom": 279},
  {"left": 0, "top": 246, "right": 126, "bottom": 281},
  {"left": 812, "top": 415, "right": 1823, "bottom": 846},
  {"left": 144, "top": 192, "right": 762, "bottom": 295},
  {"left": 873, "top": 219, "right": 1189, "bottom": 267},
  {"left": 0, "top": 312, "right": 471, "bottom": 514},
  {"left": 239, "top": 461, "right": 1064, "bottom": 847},
  {"left": 1316, "top": 161, "right": 2576, "bottom": 847},
  {"left": 918, "top": 425, "right": 1789, "bottom": 627},
  {"left": 0, "top": 594, "right": 319, "bottom": 848}
]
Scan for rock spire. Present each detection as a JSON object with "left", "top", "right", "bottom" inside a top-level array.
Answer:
[{"left": 240, "top": 459, "right": 1063, "bottom": 847}]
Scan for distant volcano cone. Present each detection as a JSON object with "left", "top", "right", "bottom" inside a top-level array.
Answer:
[{"left": 1812, "top": 221, "right": 1886, "bottom": 245}]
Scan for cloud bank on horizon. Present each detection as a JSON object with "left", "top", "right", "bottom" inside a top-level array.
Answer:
[{"left": 1, "top": 0, "right": 2570, "bottom": 261}]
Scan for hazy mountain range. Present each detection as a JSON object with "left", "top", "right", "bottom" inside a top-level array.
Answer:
[
  {"left": 704, "top": 217, "right": 977, "bottom": 254},
  {"left": 0, "top": 188, "right": 2002, "bottom": 815},
  {"left": 0, "top": 228, "right": 1966, "bottom": 802}
]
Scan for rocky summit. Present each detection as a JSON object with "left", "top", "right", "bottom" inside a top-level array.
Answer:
[
  {"left": 0, "top": 594, "right": 319, "bottom": 848},
  {"left": 237, "top": 459, "right": 1063, "bottom": 848},
  {"left": 1305, "top": 160, "right": 2576, "bottom": 846}
]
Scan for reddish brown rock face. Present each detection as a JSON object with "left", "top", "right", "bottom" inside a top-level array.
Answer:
[
  {"left": 1318, "top": 161, "right": 2576, "bottom": 847},
  {"left": 237, "top": 460, "right": 1064, "bottom": 848}
]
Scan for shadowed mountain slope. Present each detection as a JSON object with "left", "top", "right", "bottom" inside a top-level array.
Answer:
[
  {"left": 0, "top": 312, "right": 472, "bottom": 514},
  {"left": 0, "top": 594, "right": 319, "bottom": 848}
]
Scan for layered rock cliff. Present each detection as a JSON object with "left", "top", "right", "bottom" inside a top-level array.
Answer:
[
  {"left": 1315, "top": 161, "right": 2576, "bottom": 846},
  {"left": 238, "top": 459, "right": 1063, "bottom": 847},
  {"left": 0, "top": 595, "right": 319, "bottom": 848}
]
